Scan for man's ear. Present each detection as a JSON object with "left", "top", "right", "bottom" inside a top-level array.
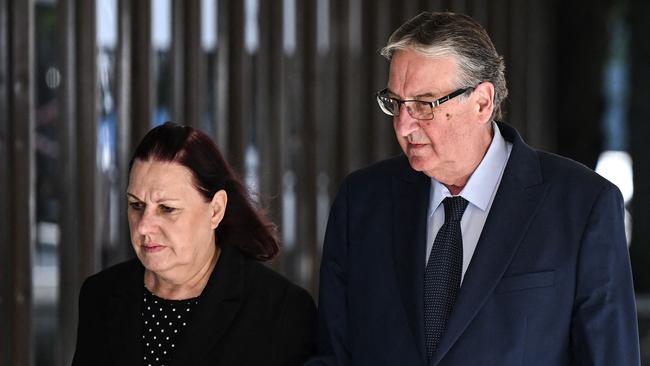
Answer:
[
  {"left": 472, "top": 81, "right": 495, "bottom": 124},
  {"left": 209, "top": 190, "right": 228, "bottom": 229}
]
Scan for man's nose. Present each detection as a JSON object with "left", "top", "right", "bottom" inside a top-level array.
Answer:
[{"left": 394, "top": 104, "right": 419, "bottom": 137}]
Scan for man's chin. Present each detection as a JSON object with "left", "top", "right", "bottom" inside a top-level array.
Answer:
[{"left": 407, "top": 155, "right": 433, "bottom": 172}]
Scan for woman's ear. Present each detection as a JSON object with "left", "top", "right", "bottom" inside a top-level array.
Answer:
[
  {"left": 209, "top": 190, "right": 228, "bottom": 229},
  {"left": 472, "top": 81, "right": 495, "bottom": 125}
]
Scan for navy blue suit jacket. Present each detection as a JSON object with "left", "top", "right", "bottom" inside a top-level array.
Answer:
[{"left": 309, "top": 122, "right": 639, "bottom": 365}]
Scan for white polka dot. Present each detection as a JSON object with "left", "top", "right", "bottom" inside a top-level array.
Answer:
[
  {"left": 186, "top": 308, "right": 189, "bottom": 312},
  {"left": 163, "top": 351, "right": 167, "bottom": 354},
  {"left": 153, "top": 336, "right": 156, "bottom": 340},
  {"left": 182, "top": 322, "right": 186, "bottom": 326},
  {"left": 174, "top": 329, "right": 178, "bottom": 333},
  {"left": 156, "top": 322, "right": 159, "bottom": 325},
  {"left": 161, "top": 329, "right": 164, "bottom": 333},
  {"left": 147, "top": 306, "right": 150, "bottom": 310},
  {"left": 172, "top": 308, "right": 176, "bottom": 312},
  {"left": 151, "top": 350, "right": 154, "bottom": 354},
  {"left": 158, "top": 343, "right": 161, "bottom": 347},
  {"left": 171, "top": 344, "right": 175, "bottom": 348},
  {"left": 146, "top": 343, "right": 149, "bottom": 346}
]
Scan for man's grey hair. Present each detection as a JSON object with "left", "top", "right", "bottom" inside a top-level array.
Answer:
[{"left": 381, "top": 12, "right": 508, "bottom": 121}]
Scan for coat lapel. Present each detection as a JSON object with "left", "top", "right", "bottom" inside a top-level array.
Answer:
[
  {"left": 170, "top": 244, "right": 244, "bottom": 366},
  {"left": 392, "top": 161, "right": 431, "bottom": 365},
  {"left": 106, "top": 260, "right": 144, "bottom": 365},
  {"left": 432, "top": 123, "right": 549, "bottom": 365}
]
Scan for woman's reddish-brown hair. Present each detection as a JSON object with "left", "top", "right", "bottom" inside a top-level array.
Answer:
[{"left": 129, "top": 122, "right": 279, "bottom": 261}]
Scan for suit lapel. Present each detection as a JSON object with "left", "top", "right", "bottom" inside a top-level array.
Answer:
[
  {"left": 170, "top": 244, "right": 244, "bottom": 366},
  {"left": 392, "top": 161, "right": 430, "bottom": 365},
  {"left": 106, "top": 260, "right": 144, "bottom": 365},
  {"left": 432, "top": 123, "right": 549, "bottom": 365}
]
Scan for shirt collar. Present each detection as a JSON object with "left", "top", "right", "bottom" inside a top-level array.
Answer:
[{"left": 429, "top": 122, "right": 510, "bottom": 215}]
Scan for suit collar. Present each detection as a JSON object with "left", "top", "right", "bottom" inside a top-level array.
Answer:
[
  {"left": 431, "top": 122, "right": 548, "bottom": 365},
  {"left": 171, "top": 244, "right": 245, "bottom": 365},
  {"left": 106, "top": 259, "right": 145, "bottom": 365}
]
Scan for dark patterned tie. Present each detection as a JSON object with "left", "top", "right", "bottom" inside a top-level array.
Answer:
[{"left": 424, "top": 196, "right": 469, "bottom": 360}]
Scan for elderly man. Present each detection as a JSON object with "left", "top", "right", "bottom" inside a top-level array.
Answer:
[{"left": 310, "top": 11, "right": 640, "bottom": 366}]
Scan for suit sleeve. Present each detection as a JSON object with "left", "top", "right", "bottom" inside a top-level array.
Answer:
[
  {"left": 71, "top": 277, "right": 103, "bottom": 366},
  {"left": 274, "top": 285, "right": 317, "bottom": 366},
  {"left": 570, "top": 184, "right": 640, "bottom": 365},
  {"left": 305, "top": 179, "right": 351, "bottom": 366}
]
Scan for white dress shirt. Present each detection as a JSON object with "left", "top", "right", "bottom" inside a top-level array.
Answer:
[{"left": 425, "top": 122, "right": 513, "bottom": 284}]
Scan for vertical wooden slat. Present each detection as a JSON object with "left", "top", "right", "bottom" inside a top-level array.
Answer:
[
  {"left": 225, "top": 0, "right": 245, "bottom": 170},
  {"left": 0, "top": 0, "right": 11, "bottom": 363},
  {"left": 629, "top": 0, "right": 650, "bottom": 291},
  {"left": 57, "top": 0, "right": 80, "bottom": 364},
  {"left": 506, "top": 0, "right": 527, "bottom": 135},
  {"left": 8, "top": 0, "right": 36, "bottom": 364},
  {"left": 487, "top": 0, "right": 510, "bottom": 121},
  {"left": 131, "top": 0, "right": 153, "bottom": 144},
  {"left": 215, "top": 0, "right": 230, "bottom": 153},
  {"left": 77, "top": 0, "right": 99, "bottom": 279},
  {"left": 468, "top": 0, "right": 488, "bottom": 26},
  {"left": 116, "top": 0, "right": 133, "bottom": 262},
  {"left": 524, "top": 0, "right": 555, "bottom": 151},
  {"left": 313, "top": 0, "right": 338, "bottom": 284},
  {"left": 171, "top": 0, "right": 185, "bottom": 124},
  {"left": 364, "top": 0, "right": 395, "bottom": 163},
  {"left": 184, "top": 0, "right": 201, "bottom": 128},
  {"left": 280, "top": 0, "right": 302, "bottom": 281},
  {"left": 255, "top": 0, "right": 276, "bottom": 223},
  {"left": 555, "top": 1, "right": 610, "bottom": 167},
  {"left": 298, "top": 0, "right": 318, "bottom": 292}
]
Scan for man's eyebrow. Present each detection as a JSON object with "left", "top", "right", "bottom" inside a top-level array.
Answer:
[
  {"left": 385, "top": 88, "right": 437, "bottom": 99},
  {"left": 414, "top": 92, "right": 437, "bottom": 99}
]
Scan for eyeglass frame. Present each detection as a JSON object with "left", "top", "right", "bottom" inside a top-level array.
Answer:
[{"left": 375, "top": 87, "right": 472, "bottom": 120}]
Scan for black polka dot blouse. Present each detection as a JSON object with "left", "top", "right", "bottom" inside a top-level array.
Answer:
[{"left": 141, "top": 286, "right": 199, "bottom": 366}]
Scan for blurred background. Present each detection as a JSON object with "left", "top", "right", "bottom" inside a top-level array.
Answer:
[{"left": 1, "top": 0, "right": 650, "bottom": 365}]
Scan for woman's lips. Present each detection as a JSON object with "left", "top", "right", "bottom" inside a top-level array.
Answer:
[
  {"left": 143, "top": 244, "right": 165, "bottom": 253},
  {"left": 409, "top": 142, "right": 428, "bottom": 149}
]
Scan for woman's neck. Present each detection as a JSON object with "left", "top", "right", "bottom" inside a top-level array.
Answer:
[{"left": 144, "top": 245, "right": 221, "bottom": 300}]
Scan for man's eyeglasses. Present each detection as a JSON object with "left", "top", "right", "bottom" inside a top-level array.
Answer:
[{"left": 375, "top": 88, "right": 470, "bottom": 120}]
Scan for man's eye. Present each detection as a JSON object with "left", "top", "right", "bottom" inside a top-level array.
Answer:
[{"left": 129, "top": 202, "right": 144, "bottom": 211}]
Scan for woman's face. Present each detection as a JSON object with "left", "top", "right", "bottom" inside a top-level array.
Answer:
[{"left": 127, "top": 160, "right": 226, "bottom": 280}]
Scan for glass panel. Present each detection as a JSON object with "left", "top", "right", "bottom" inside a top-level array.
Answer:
[
  {"left": 152, "top": 0, "right": 172, "bottom": 126},
  {"left": 201, "top": 0, "right": 217, "bottom": 136},
  {"left": 33, "top": 1, "right": 60, "bottom": 364},
  {"left": 96, "top": 0, "right": 120, "bottom": 265}
]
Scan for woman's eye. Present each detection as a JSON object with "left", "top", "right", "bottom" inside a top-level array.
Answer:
[
  {"left": 128, "top": 201, "right": 144, "bottom": 211},
  {"left": 160, "top": 205, "right": 176, "bottom": 214}
]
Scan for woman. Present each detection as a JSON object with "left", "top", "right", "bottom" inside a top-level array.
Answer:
[{"left": 72, "top": 122, "right": 316, "bottom": 365}]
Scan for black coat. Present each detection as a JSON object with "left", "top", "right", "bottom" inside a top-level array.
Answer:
[{"left": 72, "top": 244, "right": 317, "bottom": 365}]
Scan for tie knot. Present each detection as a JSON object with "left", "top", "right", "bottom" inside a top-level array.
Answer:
[{"left": 443, "top": 196, "right": 469, "bottom": 223}]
